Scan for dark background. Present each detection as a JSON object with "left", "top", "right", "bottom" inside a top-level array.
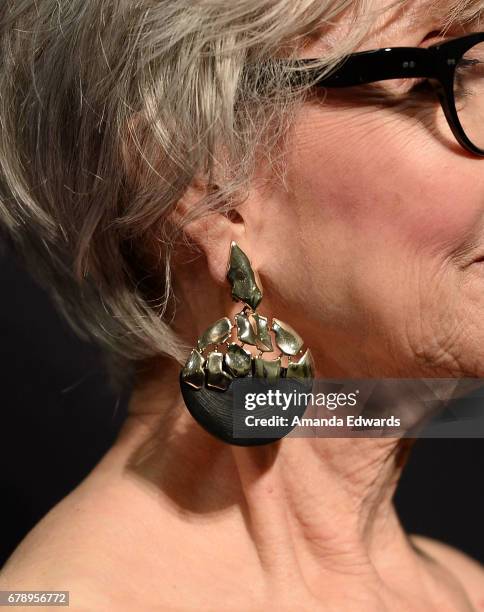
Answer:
[{"left": 1, "top": 246, "right": 483, "bottom": 567}]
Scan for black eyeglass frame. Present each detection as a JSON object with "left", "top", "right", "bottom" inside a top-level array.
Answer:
[{"left": 282, "top": 32, "right": 484, "bottom": 156}]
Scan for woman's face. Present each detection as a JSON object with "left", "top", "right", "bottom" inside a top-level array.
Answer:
[{"left": 246, "top": 1, "right": 484, "bottom": 378}]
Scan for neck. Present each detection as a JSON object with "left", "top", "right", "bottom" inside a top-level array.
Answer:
[{"left": 115, "top": 358, "right": 420, "bottom": 597}]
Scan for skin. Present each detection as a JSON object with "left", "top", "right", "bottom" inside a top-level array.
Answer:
[{"left": 1, "top": 0, "right": 484, "bottom": 610}]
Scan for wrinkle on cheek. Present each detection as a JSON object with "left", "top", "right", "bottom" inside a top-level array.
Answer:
[{"left": 403, "top": 260, "right": 468, "bottom": 375}]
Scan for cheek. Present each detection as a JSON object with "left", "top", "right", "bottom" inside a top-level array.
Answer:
[
  {"left": 289, "top": 103, "right": 484, "bottom": 264},
  {"left": 278, "top": 102, "right": 484, "bottom": 375}
]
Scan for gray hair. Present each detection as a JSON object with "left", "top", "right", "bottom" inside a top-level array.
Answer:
[{"left": 0, "top": 0, "right": 481, "bottom": 389}]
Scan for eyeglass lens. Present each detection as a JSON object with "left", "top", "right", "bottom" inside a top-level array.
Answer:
[{"left": 454, "top": 41, "right": 484, "bottom": 151}]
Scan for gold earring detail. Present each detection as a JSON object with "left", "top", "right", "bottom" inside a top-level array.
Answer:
[{"left": 179, "top": 241, "right": 314, "bottom": 445}]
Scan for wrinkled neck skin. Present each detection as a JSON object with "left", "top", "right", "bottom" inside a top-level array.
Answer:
[{"left": 110, "top": 359, "right": 469, "bottom": 611}]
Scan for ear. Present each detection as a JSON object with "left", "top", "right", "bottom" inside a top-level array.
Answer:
[{"left": 173, "top": 180, "right": 258, "bottom": 287}]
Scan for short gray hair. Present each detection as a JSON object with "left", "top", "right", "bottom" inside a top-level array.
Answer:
[{"left": 0, "top": 0, "right": 481, "bottom": 388}]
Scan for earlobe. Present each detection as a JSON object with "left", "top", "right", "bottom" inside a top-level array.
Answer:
[{"left": 173, "top": 182, "right": 248, "bottom": 287}]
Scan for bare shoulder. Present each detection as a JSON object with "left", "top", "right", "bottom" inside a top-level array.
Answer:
[{"left": 411, "top": 535, "right": 484, "bottom": 611}]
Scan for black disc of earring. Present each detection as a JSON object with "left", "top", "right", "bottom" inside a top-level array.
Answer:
[{"left": 179, "top": 371, "right": 313, "bottom": 446}]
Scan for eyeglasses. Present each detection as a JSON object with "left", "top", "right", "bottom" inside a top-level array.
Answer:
[{"left": 280, "top": 32, "right": 484, "bottom": 157}]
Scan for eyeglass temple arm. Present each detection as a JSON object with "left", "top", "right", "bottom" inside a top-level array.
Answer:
[{"left": 283, "top": 47, "right": 439, "bottom": 88}]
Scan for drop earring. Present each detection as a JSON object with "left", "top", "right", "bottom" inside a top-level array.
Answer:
[{"left": 179, "top": 241, "right": 314, "bottom": 446}]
